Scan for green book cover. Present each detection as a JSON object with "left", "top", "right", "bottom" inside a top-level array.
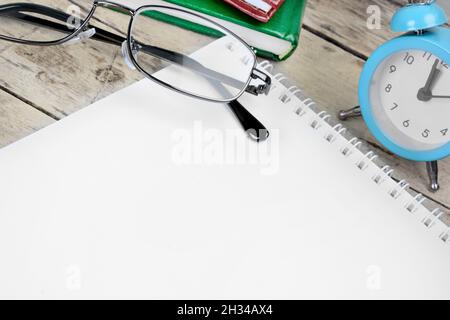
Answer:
[{"left": 142, "top": 0, "right": 307, "bottom": 61}]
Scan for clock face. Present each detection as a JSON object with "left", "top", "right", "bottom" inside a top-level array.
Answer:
[{"left": 369, "top": 49, "right": 450, "bottom": 151}]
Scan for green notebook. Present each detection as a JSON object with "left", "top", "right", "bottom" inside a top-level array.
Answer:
[{"left": 127, "top": 0, "right": 307, "bottom": 61}]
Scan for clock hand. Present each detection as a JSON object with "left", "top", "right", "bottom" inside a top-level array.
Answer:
[
  {"left": 427, "top": 94, "right": 450, "bottom": 98},
  {"left": 424, "top": 59, "right": 441, "bottom": 91},
  {"left": 417, "top": 59, "right": 441, "bottom": 102}
]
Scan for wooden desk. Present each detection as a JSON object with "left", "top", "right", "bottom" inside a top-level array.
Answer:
[{"left": 0, "top": 0, "right": 448, "bottom": 219}]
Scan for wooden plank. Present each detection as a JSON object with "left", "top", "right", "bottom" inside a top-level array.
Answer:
[
  {"left": 0, "top": 39, "right": 143, "bottom": 119},
  {"left": 303, "top": 0, "right": 402, "bottom": 59},
  {"left": 0, "top": 92, "right": 54, "bottom": 148},
  {"left": 439, "top": 0, "right": 450, "bottom": 14},
  {"left": 0, "top": 0, "right": 143, "bottom": 119},
  {"left": 275, "top": 28, "right": 450, "bottom": 213}
]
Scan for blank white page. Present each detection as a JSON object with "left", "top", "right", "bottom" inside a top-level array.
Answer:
[{"left": 0, "top": 39, "right": 449, "bottom": 299}]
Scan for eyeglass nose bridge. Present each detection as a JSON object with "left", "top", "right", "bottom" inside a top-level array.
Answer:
[
  {"left": 121, "top": 40, "right": 139, "bottom": 70},
  {"left": 64, "top": 28, "right": 96, "bottom": 46}
]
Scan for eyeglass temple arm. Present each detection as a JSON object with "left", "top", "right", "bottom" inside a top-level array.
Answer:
[
  {"left": 0, "top": 3, "right": 269, "bottom": 142},
  {"left": 0, "top": 3, "right": 134, "bottom": 46}
]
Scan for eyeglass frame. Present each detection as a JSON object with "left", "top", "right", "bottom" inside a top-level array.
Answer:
[{"left": 0, "top": 0, "right": 272, "bottom": 141}]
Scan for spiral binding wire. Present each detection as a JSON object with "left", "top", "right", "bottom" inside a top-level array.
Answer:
[
  {"left": 372, "top": 165, "right": 394, "bottom": 185},
  {"left": 440, "top": 228, "right": 450, "bottom": 242},
  {"left": 257, "top": 61, "right": 449, "bottom": 244},
  {"left": 389, "top": 180, "right": 410, "bottom": 199},
  {"left": 357, "top": 151, "right": 378, "bottom": 171},
  {"left": 423, "top": 209, "right": 445, "bottom": 228},
  {"left": 342, "top": 138, "right": 362, "bottom": 157},
  {"left": 406, "top": 194, "right": 426, "bottom": 213},
  {"left": 310, "top": 111, "right": 331, "bottom": 130},
  {"left": 325, "top": 124, "right": 346, "bottom": 143}
]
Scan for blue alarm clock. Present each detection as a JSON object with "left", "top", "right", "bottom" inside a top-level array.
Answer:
[{"left": 340, "top": 0, "right": 450, "bottom": 191}]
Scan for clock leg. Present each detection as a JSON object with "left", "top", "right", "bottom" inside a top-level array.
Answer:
[
  {"left": 426, "top": 161, "right": 440, "bottom": 192},
  {"left": 338, "top": 106, "right": 362, "bottom": 121}
]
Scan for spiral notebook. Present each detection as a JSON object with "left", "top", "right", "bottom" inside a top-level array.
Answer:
[{"left": 0, "top": 39, "right": 450, "bottom": 299}]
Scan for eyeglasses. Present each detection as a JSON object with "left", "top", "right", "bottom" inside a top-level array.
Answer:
[{"left": 0, "top": 0, "right": 272, "bottom": 141}]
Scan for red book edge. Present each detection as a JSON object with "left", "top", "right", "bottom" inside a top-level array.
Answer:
[{"left": 223, "top": 0, "right": 285, "bottom": 23}]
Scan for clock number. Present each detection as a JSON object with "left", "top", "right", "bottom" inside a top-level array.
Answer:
[
  {"left": 423, "top": 52, "right": 432, "bottom": 61},
  {"left": 390, "top": 102, "right": 399, "bottom": 111},
  {"left": 389, "top": 65, "right": 397, "bottom": 73},
  {"left": 403, "top": 52, "right": 415, "bottom": 65},
  {"left": 422, "top": 129, "right": 431, "bottom": 138},
  {"left": 385, "top": 84, "right": 393, "bottom": 93},
  {"left": 442, "top": 128, "right": 448, "bottom": 136},
  {"left": 424, "top": 53, "right": 449, "bottom": 68},
  {"left": 403, "top": 120, "right": 410, "bottom": 128}
]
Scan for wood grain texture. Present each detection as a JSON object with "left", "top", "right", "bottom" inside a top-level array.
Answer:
[
  {"left": 303, "top": 0, "right": 402, "bottom": 59},
  {"left": 0, "top": 31, "right": 143, "bottom": 118}
]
